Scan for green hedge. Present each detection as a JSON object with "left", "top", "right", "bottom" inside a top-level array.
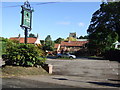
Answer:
[
  {"left": 0, "top": 38, "right": 7, "bottom": 58},
  {"left": 2, "top": 40, "right": 46, "bottom": 66},
  {"left": 104, "top": 49, "right": 120, "bottom": 62},
  {"left": 74, "top": 49, "right": 89, "bottom": 57}
]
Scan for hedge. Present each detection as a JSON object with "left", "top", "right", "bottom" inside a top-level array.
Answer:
[
  {"left": 104, "top": 49, "right": 120, "bottom": 62},
  {"left": 2, "top": 40, "right": 46, "bottom": 67}
]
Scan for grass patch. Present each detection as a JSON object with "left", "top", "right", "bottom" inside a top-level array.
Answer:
[{"left": 1, "top": 65, "right": 48, "bottom": 77}]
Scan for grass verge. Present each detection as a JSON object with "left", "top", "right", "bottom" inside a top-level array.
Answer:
[{"left": 0, "top": 65, "right": 48, "bottom": 78}]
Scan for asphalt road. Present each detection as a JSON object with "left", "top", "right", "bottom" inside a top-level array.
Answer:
[
  {"left": 2, "top": 77, "right": 75, "bottom": 88},
  {"left": 2, "top": 77, "right": 119, "bottom": 89}
]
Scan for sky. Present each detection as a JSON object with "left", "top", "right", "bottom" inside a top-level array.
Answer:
[{"left": 1, "top": 1, "right": 101, "bottom": 40}]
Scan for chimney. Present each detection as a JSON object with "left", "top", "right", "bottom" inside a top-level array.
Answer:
[
  {"left": 37, "top": 33, "right": 39, "bottom": 38},
  {"left": 18, "top": 34, "right": 20, "bottom": 38}
]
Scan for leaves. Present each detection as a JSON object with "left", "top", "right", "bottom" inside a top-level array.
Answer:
[
  {"left": 2, "top": 40, "right": 46, "bottom": 67},
  {"left": 54, "top": 37, "right": 64, "bottom": 44},
  {"left": 29, "top": 33, "right": 37, "bottom": 38},
  {"left": 87, "top": 2, "right": 120, "bottom": 56},
  {"left": 43, "top": 35, "right": 55, "bottom": 51}
]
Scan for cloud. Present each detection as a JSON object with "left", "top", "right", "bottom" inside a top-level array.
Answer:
[
  {"left": 57, "top": 21, "right": 71, "bottom": 25},
  {"left": 78, "top": 22, "right": 85, "bottom": 27}
]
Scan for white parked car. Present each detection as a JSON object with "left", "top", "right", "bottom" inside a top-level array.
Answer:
[{"left": 57, "top": 53, "right": 76, "bottom": 59}]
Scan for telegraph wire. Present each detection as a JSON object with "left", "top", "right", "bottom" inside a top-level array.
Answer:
[
  {"left": 1, "top": 0, "right": 75, "bottom": 8},
  {"left": 35, "top": 2, "right": 58, "bottom": 5},
  {"left": 1, "top": 2, "right": 59, "bottom": 8}
]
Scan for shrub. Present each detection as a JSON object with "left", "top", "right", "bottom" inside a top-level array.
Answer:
[
  {"left": 3, "top": 42, "right": 46, "bottom": 67},
  {"left": 104, "top": 49, "right": 120, "bottom": 62},
  {"left": 74, "top": 49, "right": 89, "bottom": 57},
  {"left": 0, "top": 37, "right": 8, "bottom": 57}
]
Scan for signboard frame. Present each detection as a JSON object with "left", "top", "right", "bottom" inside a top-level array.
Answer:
[
  {"left": 20, "top": 1, "right": 34, "bottom": 44},
  {"left": 20, "top": 7, "right": 32, "bottom": 30}
]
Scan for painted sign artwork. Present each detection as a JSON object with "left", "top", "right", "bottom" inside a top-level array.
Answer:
[{"left": 23, "top": 10, "right": 31, "bottom": 28}]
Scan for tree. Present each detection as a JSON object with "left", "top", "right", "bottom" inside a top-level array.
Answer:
[
  {"left": 78, "top": 35, "right": 88, "bottom": 39},
  {"left": 54, "top": 37, "right": 64, "bottom": 44},
  {"left": 40, "top": 40, "right": 45, "bottom": 45},
  {"left": 43, "top": 35, "right": 54, "bottom": 51},
  {"left": 87, "top": 1, "right": 120, "bottom": 56},
  {"left": 45, "top": 35, "right": 52, "bottom": 41},
  {"left": 29, "top": 33, "right": 36, "bottom": 38},
  {"left": 78, "top": 36, "right": 84, "bottom": 39}
]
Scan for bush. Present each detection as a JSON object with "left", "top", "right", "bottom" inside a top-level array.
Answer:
[
  {"left": 74, "top": 49, "right": 89, "bottom": 57},
  {"left": 0, "top": 37, "right": 8, "bottom": 57},
  {"left": 3, "top": 42, "right": 46, "bottom": 67},
  {"left": 104, "top": 49, "right": 120, "bottom": 62}
]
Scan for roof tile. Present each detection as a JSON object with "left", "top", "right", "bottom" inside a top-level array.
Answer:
[
  {"left": 9, "top": 37, "right": 37, "bottom": 44},
  {"left": 60, "top": 41, "right": 88, "bottom": 47}
]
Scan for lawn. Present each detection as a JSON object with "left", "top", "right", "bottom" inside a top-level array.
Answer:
[{"left": 1, "top": 65, "right": 48, "bottom": 78}]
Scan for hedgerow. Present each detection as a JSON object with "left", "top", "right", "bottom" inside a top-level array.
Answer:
[{"left": 2, "top": 39, "right": 46, "bottom": 67}]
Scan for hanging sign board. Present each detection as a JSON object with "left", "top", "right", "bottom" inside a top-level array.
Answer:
[
  {"left": 20, "top": 1, "right": 34, "bottom": 44},
  {"left": 20, "top": 7, "right": 32, "bottom": 30}
]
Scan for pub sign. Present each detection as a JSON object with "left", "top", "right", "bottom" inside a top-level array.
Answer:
[{"left": 20, "top": 1, "right": 33, "bottom": 30}]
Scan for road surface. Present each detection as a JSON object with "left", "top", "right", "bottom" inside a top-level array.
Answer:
[
  {"left": 2, "top": 77, "right": 75, "bottom": 88},
  {"left": 45, "top": 58, "right": 120, "bottom": 88},
  {"left": 46, "top": 58, "right": 119, "bottom": 79}
]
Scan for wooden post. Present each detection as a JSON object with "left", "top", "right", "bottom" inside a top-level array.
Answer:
[{"left": 25, "top": 28, "right": 28, "bottom": 44}]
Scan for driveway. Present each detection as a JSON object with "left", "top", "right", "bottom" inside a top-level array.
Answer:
[
  {"left": 1, "top": 58, "right": 120, "bottom": 88},
  {"left": 18, "top": 58, "right": 119, "bottom": 88},
  {"left": 46, "top": 58, "right": 119, "bottom": 82}
]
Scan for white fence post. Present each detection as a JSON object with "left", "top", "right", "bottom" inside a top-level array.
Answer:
[{"left": 48, "top": 64, "right": 53, "bottom": 74}]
